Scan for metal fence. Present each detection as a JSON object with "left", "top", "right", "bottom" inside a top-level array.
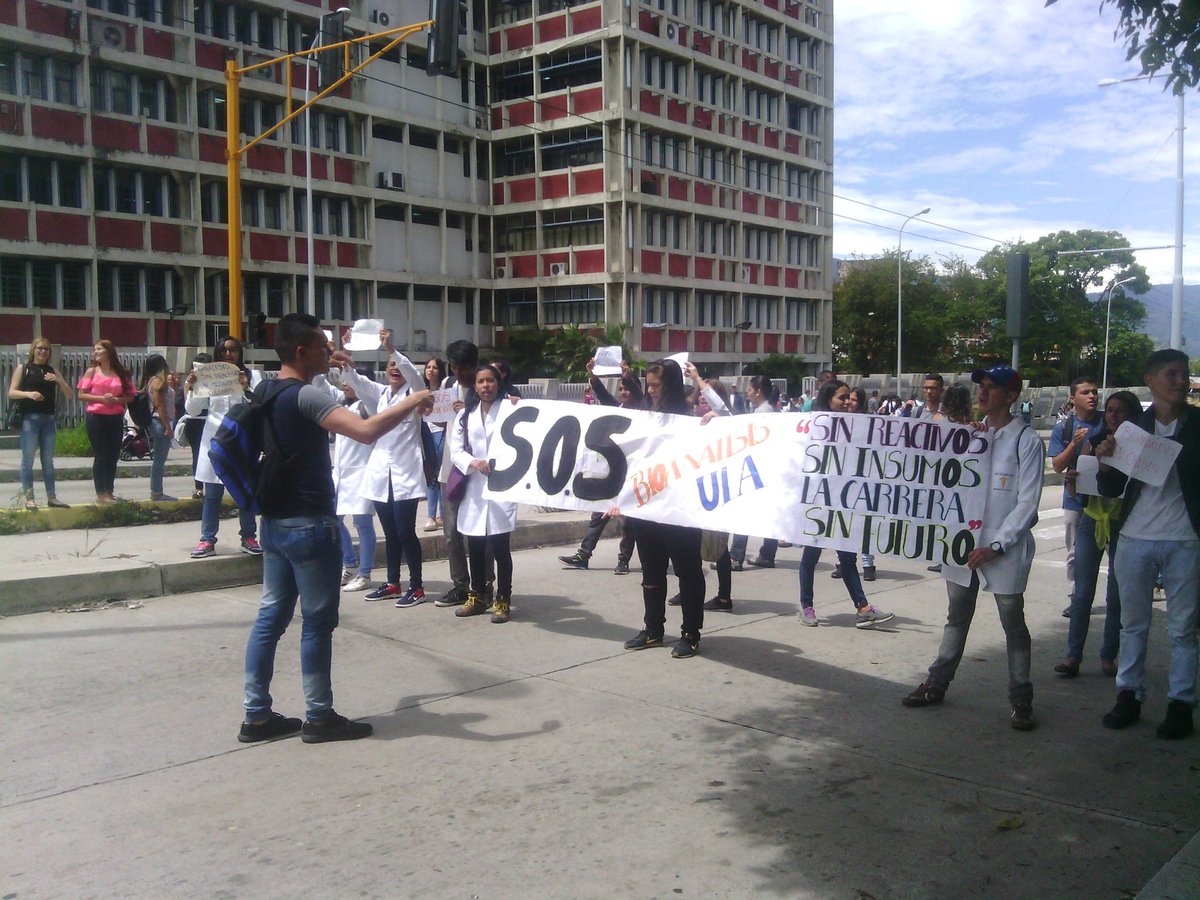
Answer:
[{"left": 1, "top": 349, "right": 158, "bottom": 431}]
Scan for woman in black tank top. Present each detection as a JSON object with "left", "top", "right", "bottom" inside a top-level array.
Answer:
[{"left": 7, "top": 338, "right": 74, "bottom": 510}]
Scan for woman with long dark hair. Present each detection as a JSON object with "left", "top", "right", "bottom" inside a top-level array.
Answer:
[
  {"left": 797, "top": 379, "right": 895, "bottom": 629},
  {"left": 422, "top": 357, "right": 448, "bottom": 532},
  {"left": 730, "top": 374, "right": 782, "bottom": 570},
  {"left": 9, "top": 338, "right": 73, "bottom": 509},
  {"left": 76, "top": 340, "right": 135, "bottom": 505},
  {"left": 623, "top": 358, "right": 707, "bottom": 658},
  {"left": 185, "top": 335, "right": 262, "bottom": 557},
  {"left": 141, "top": 353, "right": 176, "bottom": 501}
]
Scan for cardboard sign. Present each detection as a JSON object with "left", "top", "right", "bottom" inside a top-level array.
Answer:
[{"left": 190, "top": 362, "right": 243, "bottom": 399}]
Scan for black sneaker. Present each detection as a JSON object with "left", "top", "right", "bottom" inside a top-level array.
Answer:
[
  {"left": 667, "top": 592, "right": 682, "bottom": 607},
  {"left": 1010, "top": 702, "right": 1036, "bottom": 731},
  {"left": 559, "top": 552, "right": 588, "bottom": 570},
  {"left": 301, "top": 710, "right": 374, "bottom": 743},
  {"left": 1157, "top": 699, "right": 1194, "bottom": 740},
  {"left": 862, "top": 566, "right": 877, "bottom": 582},
  {"left": 434, "top": 587, "right": 467, "bottom": 607},
  {"left": 703, "top": 596, "right": 732, "bottom": 611},
  {"left": 623, "top": 630, "right": 663, "bottom": 650},
  {"left": 614, "top": 560, "right": 630, "bottom": 575},
  {"left": 902, "top": 682, "right": 945, "bottom": 708},
  {"left": 747, "top": 556, "right": 774, "bottom": 569},
  {"left": 671, "top": 633, "right": 700, "bottom": 659},
  {"left": 729, "top": 560, "right": 744, "bottom": 572},
  {"left": 831, "top": 564, "right": 843, "bottom": 579},
  {"left": 1102, "top": 689, "right": 1141, "bottom": 729},
  {"left": 927, "top": 564, "right": 942, "bottom": 573},
  {"left": 238, "top": 711, "right": 302, "bottom": 744}
]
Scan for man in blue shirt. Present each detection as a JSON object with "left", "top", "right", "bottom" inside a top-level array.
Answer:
[{"left": 1047, "top": 377, "right": 1104, "bottom": 616}]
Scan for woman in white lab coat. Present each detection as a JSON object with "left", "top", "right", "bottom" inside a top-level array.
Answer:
[{"left": 449, "top": 364, "right": 517, "bottom": 623}]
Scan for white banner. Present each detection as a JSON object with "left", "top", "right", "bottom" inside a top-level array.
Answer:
[{"left": 482, "top": 400, "right": 993, "bottom": 567}]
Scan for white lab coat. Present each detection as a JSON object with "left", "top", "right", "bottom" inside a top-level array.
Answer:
[
  {"left": 186, "top": 368, "right": 263, "bottom": 485},
  {"left": 450, "top": 402, "right": 517, "bottom": 537},
  {"left": 314, "top": 375, "right": 376, "bottom": 516},
  {"left": 975, "top": 417, "right": 1046, "bottom": 594},
  {"left": 339, "top": 352, "right": 426, "bottom": 504}
]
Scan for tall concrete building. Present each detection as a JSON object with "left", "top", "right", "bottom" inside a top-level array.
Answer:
[{"left": 0, "top": 0, "right": 832, "bottom": 372}]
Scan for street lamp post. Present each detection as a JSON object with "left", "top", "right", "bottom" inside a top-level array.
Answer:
[
  {"left": 1102, "top": 275, "right": 1136, "bottom": 391},
  {"left": 897, "top": 206, "right": 931, "bottom": 386},
  {"left": 1099, "top": 76, "right": 1185, "bottom": 350}
]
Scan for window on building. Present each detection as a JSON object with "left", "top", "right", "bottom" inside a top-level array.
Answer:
[
  {"left": 193, "top": 0, "right": 282, "bottom": 48},
  {"left": 697, "top": 291, "right": 734, "bottom": 327},
  {"left": 409, "top": 126, "right": 438, "bottom": 150},
  {"left": 244, "top": 273, "right": 288, "bottom": 318},
  {"left": 497, "top": 288, "right": 536, "bottom": 326},
  {"left": 95, "top": 165, "right": 179, "bottom": 217},
  {"left": 1, "top": 154, "right": 83, "bottom": 208},
  {"left": 543, "top": 206, "right": 603, "bottom": 248},
  {"left": 643, "top": 210, "right": 688, "bottom": 250},
  {"left": 539, "top": 45, "right": 601, "bottom": 93},
  {"left": 490, "top": 0, "right": 533, "bottom": 28},
  {"left": 0, "top": 257, "right": 88, "bottom": 309},
  {"left": 541, "top": 127, "right": 601, "bottom": 171},
  {"left": 542, "top": 285, "right": 603, "bottom": 325},
  {"left": 641, "top": 129, "right": 687, "bottom": 173},
  {"left": 495, "top": 211, "right": 537, "bottom": 252},
  {"left": 643, "top": 287, "right": 687, "bottom": 325},
  {"left": 93, "top": 66, "right": 176, "bottom": 121},
  {"left": 299, "top": 278, "right": 362, "bottom": 322},
  {"left": 493, "top": 60, "right": 534, "bottom": 103},
  {"left": 411, "top": 206, "right": 440, "bottom": 227},
  {"left": 96, "top": 263, "right": 183, "bottom": 313},
  {"left": 743, "top": 295, "right": 778, "bottom": 330},
  {"left": 0, "top": 49, "right": 78, "bottom": 104},
  {"left": 496, "top": 136, "right": 535, "bottom": 177}
]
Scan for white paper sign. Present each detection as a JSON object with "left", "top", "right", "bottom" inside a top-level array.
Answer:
[
  {"left": 344, "top": 319, "right": 385, "bottom": 352},
  {"left": 1074, "top": 454, "right": 1101, "bottom": 497},
  {"left": 1108, "top": 421, "right": 1182, "bottom": 487},
  {"left": 322, "top": 329, "right": 334, "bottom": 343},
  {"left": 425, "top": 388, "right": 460, "bottom": 424},
  {"left": 190, "top": 362, "right": 243, "bottom": 399},
  {"left": 666, "top": 351, "right": 689, "bottom": 369},
  {"left": 593, "top": 346, "right": 624, "bottom": 376},
  {"left": 482, "top": 400, "right": 993, "bottom": 566}
]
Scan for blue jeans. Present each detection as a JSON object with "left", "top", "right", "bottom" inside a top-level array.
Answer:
[
  {"left": 149, "top": 417, "right": 170, "bottom": 496},
  {"left": 926, "top": 573, "right": 1032, "bottom": 705},
  {"left": 244, "top": 515, "right": 342, "bottom": 721},
  {"left": 339, "top": 513, "right": 376, "bottom": 577},
  {"left": 798, "top": 545, "right": 867, "bottom": 610},
  {"left": 1066, "top": 516, "right": 1121, "bottom": 663},
  {"left": 200, "top": 481, "right": 257, "bottom": 545},
  {"left": 426, "top": 428, "right": 444, "bottom": 519},
  {"left": 1113, "top": 537, "right": 1200, "bottom": 705},
  {"left": 730, "top": 533, "right": 778, "bottom": 564},
  {"left": 19, "top": 411, "right": 56, "bottom": 497}
]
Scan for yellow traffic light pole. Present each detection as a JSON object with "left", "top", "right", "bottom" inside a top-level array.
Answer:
[{"left": 224, "top": 20, "right": 432, "bottom": 339}]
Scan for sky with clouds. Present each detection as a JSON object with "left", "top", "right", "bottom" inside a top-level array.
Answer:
[{"left": 833, "top": 0, "right": 1198, "bottom": 286}]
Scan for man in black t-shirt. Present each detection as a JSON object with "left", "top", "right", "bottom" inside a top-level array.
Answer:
[{"left": 239, "top": 314, "right": 431, "bottom": 746}]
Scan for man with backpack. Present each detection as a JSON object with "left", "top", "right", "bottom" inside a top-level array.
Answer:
[{"left": 237, "top": 313, "right": 432, "bottom": 745}]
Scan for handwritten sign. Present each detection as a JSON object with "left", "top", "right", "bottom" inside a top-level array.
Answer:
[
  {"left": 190, "top": 362, "right": 243, "bottom": 399},
  {"left": 425, "top": 388, "right": 460, "bottom": 425},
  {"left": 1109, "top": 420, "right": 1181, "bottom": 487},
  {"left": 482, "top": 400, "right": 993, "bottom": 565},
  {"left": 344, "top": 319, "right": 385, "bottom": 352}
]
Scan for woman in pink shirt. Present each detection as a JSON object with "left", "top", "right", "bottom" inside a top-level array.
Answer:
[{"left": 76, "top": 340, "right": 135, "bottom": 504}]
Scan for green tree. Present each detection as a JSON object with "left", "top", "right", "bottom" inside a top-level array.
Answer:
[
  {"left": 491, "top": 323, "right": 640, "bottom": 382},
  {"left": 747, "top": 353, "right": 808, "bottom": 394},
  {"left": 1046, "top": 0, "right": 1200, "bottom": 92}
]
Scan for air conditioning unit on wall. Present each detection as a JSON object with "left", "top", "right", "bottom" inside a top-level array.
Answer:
[
  {"left": 495, "top": 266, "right": 509, "bottom": 279},
  {"left": 665, "top": 23, "right": 677, "bottom": 40},
  {"left": 549, "top": 262, "right": 569, "bottom": 277},
  {"left": 89, "top": 20, "right": 126, "bottom": 51},
  {"left": 376, "top": 171, "right": 405, "bottom": 190}
]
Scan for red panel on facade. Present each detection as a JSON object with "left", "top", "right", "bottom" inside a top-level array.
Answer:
[
  {"left": 203, "top": 227, "right": 228, "bottom": 257},
  {"left": 764, "top": 128, "right": 780, "bottom": 150},
  {"left": 506, "top": 23, "right": 533, "bottom": 50},
  {"left": 785, "top": 0, "right": 800, "bottom": 18},
  {"left": 572, "top": 168, "right": 604, "bottom": 195},
  {"left": 540, "top": 95, "right": 568, "bottom": 121},
  {"left": 764, "top": 333, "right": 779, "bottom": 354},
  {"left": 333, "top": 157, "right": 355, "bottom": 183},
  {"left": 95, "top": 217, "right": 144, "bottom": 249},
  {"left": 249, "top": 232, "right": 289, "bottom": 261},
  {"left": 314, "top": 240, "right": 331, "bottom": 266},
  {"left": 30, "top": 106, "right": 85, "bottom": 144},
  {"left": 641, "top": 328, "right": 663, "bottom": 352},
  {"left": 35, "top": 211, "right": 87, "bottom": 244},
  {"left": 694, "top": 257, "right": 713, "bottom": 279},
  {"left": 490, "top": 107, "right": 504, "bottom": 129},
  {"left": 674, "top": 25, "right": 688, "bottom": 46},
  {"left": 538, "top": 14, "right": 567, "bottom": 41},
  {"left": 764, "top": 197, "right": 780, "bottom": 218},
  {"left": 667, "top": 176, "right": 689, "bottom": 201},
  {"left": 784, "top": 334, "right": 799, "bottom": 353},
  {"left": 640, "top": 251, "right": 662, "bottom": 275},
  {"left": 92, "top": 116, "right": 140, "bottom": 152},
  {"left": 694, "top": 331, "right": 713, "bottom": 353},
  {"left": 692, "top": 107, "right": 712, "bottom": 129},
  {"left": 195, "top": 40, "right": 227, "bottom": 71},
  {"left": 145, "top": 125, "right": 179, "bottom": 157},
  {"left": 507, "top": 100, "right": 535, "bottom": 126},
  {"left": 248, "top": 144, "right": 287, "bottom": 173},
  {"left": 574, "top": 249, "right": 604, "bottom": 273},
  {"left": 572, "top": 86, "right": 602, "bottom": 115},
  {"left": 0, "top": 207, "right": 28, "bottom": 241},
  {"left": 785, "top": 202, "right": 801, "bottom": 222},
  {"left": 638, "top": 9, "right": 659, "bottom": 34},
  {"left": 40, "top": 315, "right": 91, "bottom": 345},
  {"left": 492, "top": 183, "right": 505, "bottom": 204},
  {"left": 489, "top": 32, "right": 502, "bottom": 54},
  {"left": 99, "top": 317, "right": 146, "bottom": 346},
  {"left": 509, "top": 177, "right": 536, "bottom": 202},
  {"left": 785, "top": 66, "right": 801, "bottom": 87},
  {"left": 785, "top": 269, "right": 800, "bottom": 289},
  {"left": 666, "top": 98, "right": 688, "bottom": 123},
  {"left": 27, "top": 1, "right": 73, "bottom": 37},
  {"left": 668, "top": 254, "right": 689, "bottom": 278},
  {"left": 639, "top": 91, "right": 661, "bottom": 116},
  {"left": 744, "top": 263, "right": 758, "bottom": 284},
  {"left": 542, "top": 173, "right": 569, "bottom": 199},
  {"left": 764, "top": 60, "right": 780, "bottom": 80},
  {"left": 0, "top": 100, "right": 23, "bottom": 135},
  {"left": 668, "top": 330, "right": 688, "bottom": 352},
  {"left": 694, "top": 183, "right": 713, "bottom": 206},
  {"left": 289, "top": 149, "right": 327, "bottom": 179},
  {"left": 337, "top": 242, "right": 357, "bottom": 267},
  {"left": 764, "top": 0, "right": 780, "bottom": 9},
  {"left": 741, "top": 49, "right": 759, "bottom": 72},
  {"left": 742, "top": 122, "right": 758, "bottom": 143},
  {"left": 150, "top": 222, "right": 182, "bottom": 253},
  {"left": 742, "top": 193, "right": 759, "bottom": 214},
  {"left": 143, "top": 28, "right": 174, "bottom": 59},
  {"left": 692, "top": 33, "right": 712, "bottom": 55},
  {"left": 741, "top": 332, "right": 758, "bottom": 354},
  {"left": 570, "top": 5, "right": 602, "bottom": 32},
  {"left": 763, "top": 266, "right": 780, "bottom": 287},
  {"left": 512, "top": 255, "right": 537, "bottom": 277},
  {"left": 0, "top": 1, "right": 15, "bottom": 24},
  {"left": 785, "top": 133, "right": 801, "bottom": 154},
  {"left": 199, "top": 134, "right": 225, "bottom": 164}
]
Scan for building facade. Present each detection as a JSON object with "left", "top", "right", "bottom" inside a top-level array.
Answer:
[{"left": 0, "top": 0, "right": 832, "bottom": 371}]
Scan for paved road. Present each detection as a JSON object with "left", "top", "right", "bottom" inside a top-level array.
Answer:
[{"left": 2, "top": 498, "right": 1198, "bottom": 898}]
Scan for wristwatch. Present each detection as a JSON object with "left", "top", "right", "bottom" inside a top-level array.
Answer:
[{"left": 989, "top": 541, "right": 1005, "bottom": 556}]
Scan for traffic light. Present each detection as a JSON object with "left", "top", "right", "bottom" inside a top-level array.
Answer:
[
  {"left": 318, "top": 10, "right": 348, "bottom": 89},
  {"left": 427, "top": 0, "right": 465, "bottom": 76},
  {"left": 1006, "top": 252, "right": 1030, "bottom": 340}
]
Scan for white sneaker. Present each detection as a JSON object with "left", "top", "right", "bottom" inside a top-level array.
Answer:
[
  {"left": 798, "top": 606, "right": 818, "bottom": 627},
  {"left": 341, "top": 568, "right": 355, "bottom": 586},
  {"left": 344, "top": 575, "right": 371, "bottom": 592},
  {"left": 422, "top": 518, "right": 438, "bottom": 532}
]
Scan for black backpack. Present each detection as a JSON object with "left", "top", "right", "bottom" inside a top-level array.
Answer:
[
  {"left": 208, "top": 378, "right": 302, "bottom": 514},
  {"left": 129, "top": 391, "right": 153, "bottom": 429}
]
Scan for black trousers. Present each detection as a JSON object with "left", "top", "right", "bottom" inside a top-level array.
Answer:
[
  {"left": 579, "top": 511, "right": 635, "bottom": 564},
  {"left": 85, "top": 413, "right": 123, "bottom": 494},
  {"left": 468, "top": 532, "right": 512, "bottom": 596},
  {"left": 634, "top": 518, "right": 705, "bottom": 638},
  {"left": 374, "top": 488, "right": 423, "bottom": 588}
]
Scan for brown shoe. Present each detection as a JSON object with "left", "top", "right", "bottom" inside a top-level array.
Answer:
[
  {"left": 1054, "top": 658, "right": 1080, "bottom": 677},
  {"left": 1100, "top": 658, "right": 1118, "bottom": 677}
]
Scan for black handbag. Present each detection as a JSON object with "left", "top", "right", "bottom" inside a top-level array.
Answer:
[{"left": 5, "top": 401, "right": 22, "bottom": 430}]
